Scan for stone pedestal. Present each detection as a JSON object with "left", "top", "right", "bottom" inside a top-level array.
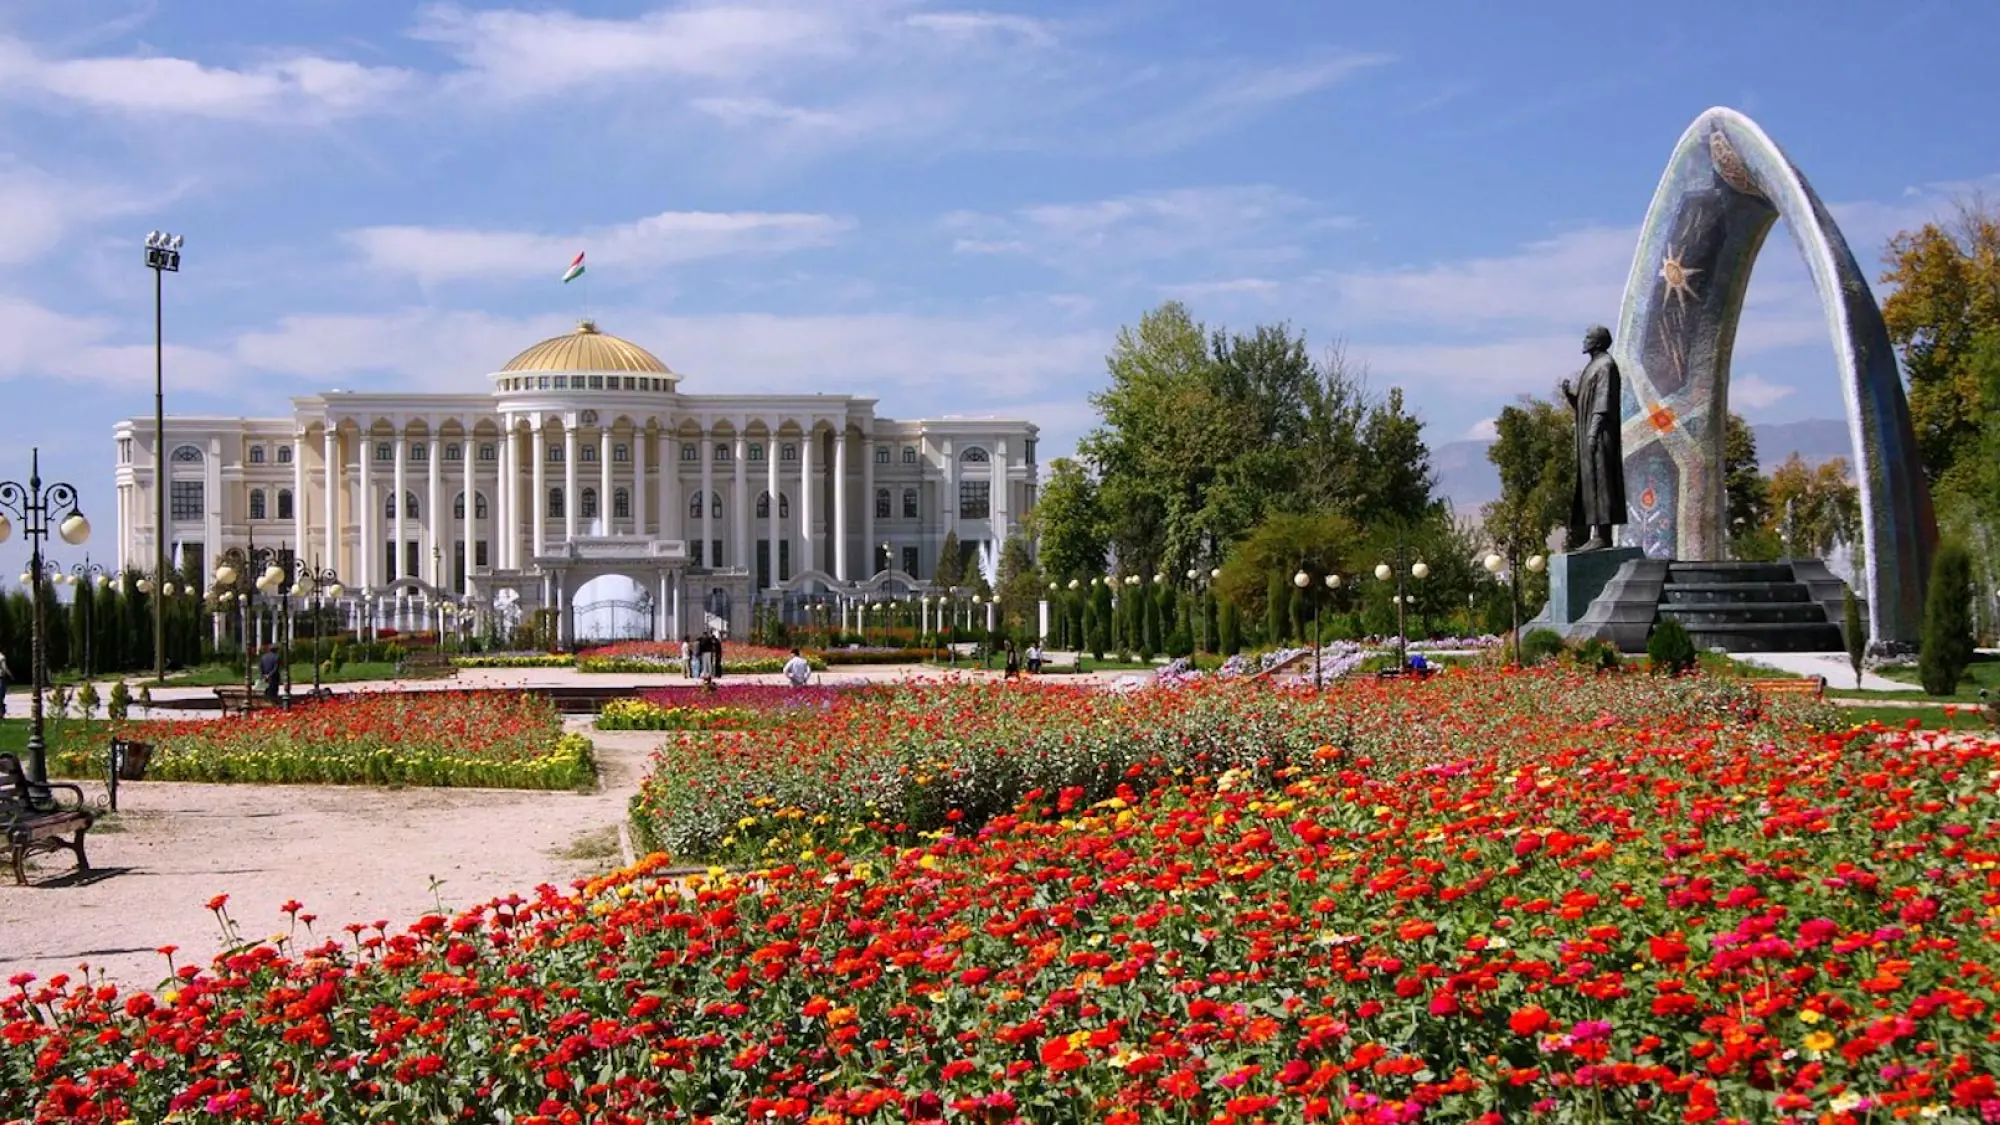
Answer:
[{"left": 1543, "top": 547, "right": 1645, "bottom": 626}]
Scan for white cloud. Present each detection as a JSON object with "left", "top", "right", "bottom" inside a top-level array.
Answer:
[
  {"left": 902, "top": 11, "right": 1058, "bottom": 46},
  {"left": 1122, "top": 53, "right": 1391, "bottom": 152},
  {"left": 0, "top": 161, "right": 154, "bottom": 264},
  {"left": 1730, "top": 373, "right": 1797, "bottom": 411},
  {"left": 1463, "top": 417, "right": 1498, "bottom": 441},
  {"left": 944, "top": 186, "right": 1349, "bottom": 273},
  {"left": 0, "top": 296, "right": 238, "bottom": 392},
  {"left": 0, "top": 36, "right": 412, "bottom": 121},
  {"left": 346, "top": 209, "right": 854, "bottom": 285}
]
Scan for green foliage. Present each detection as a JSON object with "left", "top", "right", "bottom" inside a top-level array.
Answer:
[
  {"left": 1264, "top": 572, "right": 1289, "bottom": 646},
  {"left": 1844, "top": 587, "right": 1868, "bottom": 690},
  {"left": 1215, "top": 510, "right": 1357, "bottom": 633},
  {"left": 1218, "top": 600, "right": 1241, "bottom": 655},
  {"left": 1028, "top": 459, "right": 1107, "bottom": 582},
  {"left": 1572, "top": 637, "right": 1622, "bottom": 672},
  {"left": 107, "top": 680, "right": 131, "bottom": 722},
  {"left": 1724, "top": 413, "right": 1776, "bottom": 559},
  {"left": 74, "top": 680, "right": 100, "bottom": 720},
  {"left": 994, "top": 535, "right": 1042, "bottom": 636},
  {"left": 1766, "top": 454, "right": 1860, "bottom": 557},
  {"left": 1518, "top": 628, "right": 1568, "bottom": 667},
  {"left": 1646, "top": 618, "right": 1699, "bottom": 676},
  {"left": 1481, "top": 398, "right": 1570, "bottom": 614},
  {"left": 934, "top": 531, "right": 964, "bottom": 590},
  {"left": 1879, "top": 203, "right": 2000, "bottom": 486},
  {"left": 1919, "top": 541, "right": 1975, "bottom": 695}
]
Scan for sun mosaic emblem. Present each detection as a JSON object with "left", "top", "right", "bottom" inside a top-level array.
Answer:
[
  {"left": 1647, "top": 403, "right": 1678, "bottom": 433},
  {"left": 1660, "top": 245, "right": 1703, "bottom": 311}
]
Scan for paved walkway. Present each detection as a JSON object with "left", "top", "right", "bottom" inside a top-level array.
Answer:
[{"left": 1726, "top": 651, "right": 1916, "bottom": 693}]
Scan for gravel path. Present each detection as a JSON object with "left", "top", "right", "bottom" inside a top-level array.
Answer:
[{"left": 0, "top": 720, "right": 661, "bottom": 992}]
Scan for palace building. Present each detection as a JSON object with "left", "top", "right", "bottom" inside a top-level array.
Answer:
[{"left": 112, "top": 320, "right": 1038, "bottom": 640}]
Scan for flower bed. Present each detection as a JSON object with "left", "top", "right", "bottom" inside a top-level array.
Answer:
[
  {"left": 815, "top": 646, "right": 931, "bottom": 665},
  {"left": 451, "top": 652, "right": 576, "bottom": 669},
  {"left": 595, "top": 698, "right": 760, "bottom": 731},
  {"left": 49, "top": 692, "right": 593, "bottom": 789},
  {"left": 577, "top": 641, "right": 827, "bottom": 675},
  {"left": 7, "top": 672, "right": 1996, "bottom": 1124},
  {"left": 636, "top": 683, "right": 857, "bottom": 713}
]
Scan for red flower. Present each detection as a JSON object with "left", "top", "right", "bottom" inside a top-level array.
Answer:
[{"left": 1509, "top": 1006, "right": 1551, "bottom": 1036}]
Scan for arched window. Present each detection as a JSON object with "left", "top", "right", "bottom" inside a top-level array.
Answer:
[
  {"left": 249, "top": 489, "right": 267, "bottom": 520},
  {"left": 780, "top": 443, "right": 798, "bottom": 462},
  {"left": 960, "top": 446, "right": 990, "bottom": 464},
  {"left": 453, "top": 492, "right": 490, "bottom": 519},
  {"left": 547, "top": 443, "right": 564, "bottom": 463},
  {"left": 580, "top": 488, "right": 599, "bottom": 519},
  {"left": 712, "top": 493, "right": 724, "bottom": 519},
  {"left": 248, "top": 446, "right": 266, "bottom": 464},
  {"left": 756, "top": 492, "right": 770, "bottom": 519},
  {"left": 384, "top": 491, "right": 418, "bottom": 519},
  {"left": 689, "top": 491, "right": 704, "bottom": 519},
  {"left": 875, "top": 446, "right": 889, "bottom": 464},
  {"left": 875, "top": 488, "right": 890, "bottom": 518},
  {"left": 903, "top": 446, "right": 918, "bottom": 463},
  {"left": 445, "top": 443, "right": 463, "bottom": 462},
  {"left": 581, "top": 445, "right": 598, "bottom": 463},
  {"left": 613, "top": 488, "right": 630, "bottom": 519},
  {"left": 613, "top": 443, "right": 629, "bottom": 463},
  {"left": 779, "top": 494, "right": 790, "bottom": 518},
  {"left": 680, "top": 442, "right": 698, "bottom": 461},
  {"left": 276, "top": 445, "right": 293, "bottom": 464},
  {"left": 171, "top": 444, "right": 203, "bottom": 463},
  {"left": 714, "top": 442, "right": 732, "bottom": 461},
  {"left": 479, "top": 443, "right": 496, "bottom": 462},
  {"left": 749, "top": 443, "right": 765, "bottom": 461},
  {"left": 411, "top": 442, "right": 429, "bottom": 462},
  {"left": 548, "top": 488, "right": 565, "bottom": 518},
  {"left": 903, "top": 488, "right": 918, "bottom": 518},
  {"left": 375, "top": 442, "right": 393, "bottom": 462},
  {"left": 277, "top": 489, "right": 294, "bottom": 520}
]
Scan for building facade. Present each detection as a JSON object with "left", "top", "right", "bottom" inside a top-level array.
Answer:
[{"left": 112, "top": 321, "right": 1037, "bottom": 636}]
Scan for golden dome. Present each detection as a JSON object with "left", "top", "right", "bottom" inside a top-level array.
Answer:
[{"left": 500, "top": 320, "right": 673, "bottom": 375}]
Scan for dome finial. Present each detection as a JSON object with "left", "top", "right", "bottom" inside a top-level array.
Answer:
[{"left": 576, "top": 318, "right": 599, "bottom": 334}]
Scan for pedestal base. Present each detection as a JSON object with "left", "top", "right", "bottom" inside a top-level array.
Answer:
[{"left": 1542, "top": 547, "right": 1645, "bottom": 627}]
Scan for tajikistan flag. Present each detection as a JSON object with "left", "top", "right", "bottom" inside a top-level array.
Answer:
[{"left": 561, "top": 251, "right": 586, "bottom": 284}]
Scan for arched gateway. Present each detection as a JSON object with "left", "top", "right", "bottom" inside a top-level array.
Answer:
[{"left": 1615, "top": 107, "right": 1937, "bottom": 646}]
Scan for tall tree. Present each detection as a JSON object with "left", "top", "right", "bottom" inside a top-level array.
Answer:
[
  {"left": 1355, "top": 387, "right": 1437, "bottom": 526},
  {"left": 933, "top": 531, "right": 964, "bottom": 589},
  {"left": 1723, "top": 413, "right": 1776, "bottom": 558},
  {"left": 1026, "top": 458, "right": 1107, "bottom": 581},
  {"left": 1879, "top": 198, "right": 2000, "bottom": 486},
  {"left": 1766, "top": 454, "right": 1861, "bottom": 557},
  {"left": 1290, "top": 341, "right": 1372, "bottom": 519},
  {"left": 1481, "top": 395, "right": 1573, "bottom": 614},
  {"left": 994, "top": 534, "right": 1041, "bottom": 638}
]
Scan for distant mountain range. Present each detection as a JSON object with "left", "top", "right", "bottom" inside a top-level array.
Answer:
[{"left": 1434, "top": 418, "right": 1853, "bottom": 516}]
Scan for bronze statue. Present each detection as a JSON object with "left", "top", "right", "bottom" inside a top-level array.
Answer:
[{"left": 1562, "top": 325, "right": 1627, "bottom": 551}]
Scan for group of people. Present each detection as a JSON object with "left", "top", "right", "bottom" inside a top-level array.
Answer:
[
  {"left": 1000, "top": 641, "right": 1044, "bottom": 679},
  {"left": 679, "top": 631, "right": 726, "bottom": 681}
]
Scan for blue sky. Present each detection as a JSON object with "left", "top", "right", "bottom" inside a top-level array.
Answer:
[{"left": 4, "top": 0, "right": 1998, "bottom": 577}]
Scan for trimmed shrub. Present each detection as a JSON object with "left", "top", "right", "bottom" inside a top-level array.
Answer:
[
  {"left": 1918, "top": 541, "right": 1974, "bottom": 696},
  {"left": 1573, "top": 637, "right": 1622, "bottom": 672},
  {"left": 1843, "top": 587, "right": 1867, "bottom": 690},
  {"left": 1646, "top": 617, "right": 1698, "bottom": 676},
  {"left": 1518, "top": 628, "right": 1567, "bottom": 667}
]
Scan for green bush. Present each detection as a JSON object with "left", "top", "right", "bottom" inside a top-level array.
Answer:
[
  {"left": 1573, "top": 637, "right": 1622, "bottom": 672},
  {"left": 1646, "top": 617, "right": 1698, "bottom": 675},
  {"left": 74, "top": 680, "right": 100, "bottom": 719},
  {"left": 1918, "top": 541, "right": 1974, "bottom": 695},
  {"left": 106, "top": 680, "right": 131, "bottom": 722},
  {"left": 1518, "top": 628, "right": 1567, "bottom": 667},
  {"left": 1843, "top": 587, "right": 1867, "bottom": 690}
]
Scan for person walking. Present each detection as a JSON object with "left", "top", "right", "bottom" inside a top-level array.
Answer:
[
  {"left": 711, "top": 631, "right": 726, "bottom": 680},
  {"left": 0, "top": 651, "right": 11, "bottom": 718},
  {"left": 783, "top": 647, "right": 812, "bottom": 688},
  {"left": 1003, "top": 640, "right": 1021, "bottom": 681},
  {"left": 258, "top": 646, "right": 283, "bottom": 705},
  {"left": 680, "top": 634, "right": 694, "bottom": 679}
]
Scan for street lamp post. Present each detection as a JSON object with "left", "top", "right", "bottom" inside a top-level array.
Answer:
[
  {"left": 1374, "top": 537, "right": 1430, "bottom": 672},
  {"left": 292, "top": 559, "right": 343, "bottom": 698},
  {"left": 213, "top": 536, "right": 287, "bottom": 698},
  {"left": 1483, "top": 548, "right": 1546, "bottom": 668},
  {"left": 0, "top": 449, "right": 91, "bottom": 784},
  {"left": 145, "top": 231, "right": 183, "bottom": 684},
  {"left": 67, "top": 558, "right": 110, "bottom": 679}
]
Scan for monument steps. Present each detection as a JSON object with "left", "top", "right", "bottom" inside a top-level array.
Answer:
[{"left": 1660, "top": 561, "right": 1847, "bottom": 653}]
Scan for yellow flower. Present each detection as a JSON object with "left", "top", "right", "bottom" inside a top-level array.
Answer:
[
  {"left": 1797, "top": 1009, "right": 1822, "bottom": 1025},
  {"left": 1803, "top": 1031, "right": 1835, "bottom": 1053}
]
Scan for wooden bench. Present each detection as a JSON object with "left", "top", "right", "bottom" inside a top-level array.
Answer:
[
  {"left": 2, "top": 752, "right": 95, "bottom": 885},
  {"left": 1746, "top": 676, "right": 1826, "bottom": 699},
  {"left": 214, "top": 685, "right": 276, "bottom": 717},
  {"left": 1036, "top": 654, "right": 1083, "bottom": 674},
  {"left": 396, "top": 650, "right": 458, "bottom": 681}
]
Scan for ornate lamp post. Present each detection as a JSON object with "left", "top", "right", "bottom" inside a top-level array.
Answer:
[
  {"left": 65, "top": 558, "right": 111, "bottom": 679},
  {"left": 1374, "top": 545, "right": 1430, "bottom": 672},
  {"left": 290, "top": 559, "right": 343, "bottom": 698},
  {"left": 1483, "top": 548, "right": 1547, "bottom": 668},
  {"left": 0, "top": 449, "right": 91, "bottom": 784},
  {"left": 213, "top": 536, "right": 290, "bottom": 697}
]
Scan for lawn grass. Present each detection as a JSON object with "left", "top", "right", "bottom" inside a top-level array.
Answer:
[
  {"left": 1832, "top": 703, "right": 1991, "bottom": 731},
  {"left": 0, "top": 718, "right": 124, "bottom": 759}
]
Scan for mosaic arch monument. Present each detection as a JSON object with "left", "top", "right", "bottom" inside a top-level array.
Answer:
[{"left": 1614, "top": 106, "right": 1937, "bottom": 646}]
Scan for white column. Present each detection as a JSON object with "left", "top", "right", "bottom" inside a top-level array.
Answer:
[
  {"left": 204, "top": 438, "right": 221, "bottom": 561},
  {"left": 292, "top": 431, "right": 307, "bottom": 559},
  {"left": 766, "top": 429, "right": 780, "bottom": 581},
  {"left": 598, "top": 424, "right": 612, "bottom": 536},
  {"left": 670, "top": 571, "right": 682, "bottom": 636},
  {"left": 499, "top": 425, "right": 515, "bottom": 569},
  {"left": 635, "top": 424, "right": 649, "bottom": 537},
  {"left": 699, "top": 429, "right": 714, "bottom": 566},
  {"left": 661, "top": 432, "right": 679, "bottom": 546},
  {"left": 862, "top": 431, "right": 876, "bottom": 575},
  {"left": 832, "top": 428, "right": 849, "bottom": 581},
  {"left": 462, "top": 435, "right": 476, "bottom": 595},
  {"left": 563, "top": 419, "right": 579, "bottom": 543},
  {"left": 392, "top": 429, "right": 407, "bottom": 580},
  {"left": 426, "top": 429, "right": 442, "bottom": 584},
  {"left": 322, "top": 427, "right": 338, "bottom": 573},
  {"left": 531, "top": 419, "right": 547, "bottom": 559},
  {"left": 358, "top": 435, "right": 374, "bottom": 589},
  {"left": 800, "top": 427, "right": 816, "bottom": 574},
  {"left": 733, "top": 432, "right": 748, "bottom": 574},
  {"left": 942, "top": 438, "right": 957, "bottom": 541},
  {"left": 993, "top": 438, "right": 1009, "bottom": 540}
]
